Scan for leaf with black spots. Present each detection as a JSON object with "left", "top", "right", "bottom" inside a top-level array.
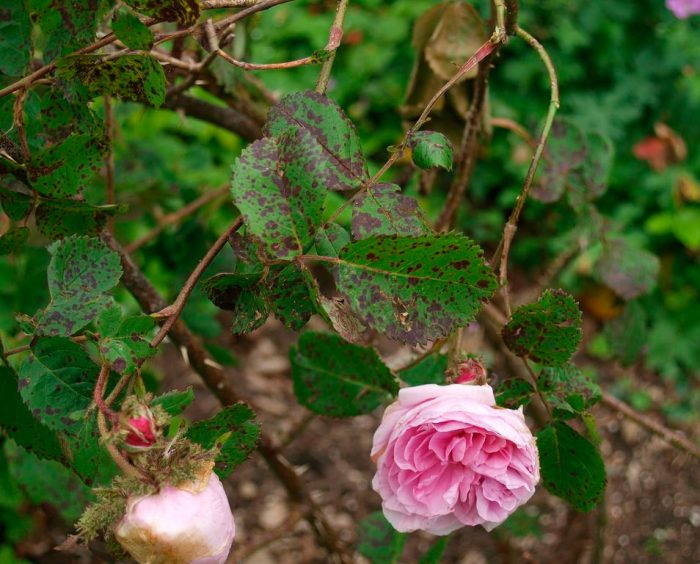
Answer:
[
  {"left": 595, "top": 237, "right": 659, "bottom": 300},
  {"left": 35, "top": 236, "right": 122, "bottom": 337},
  {"left": 399, "top": 353, "right": 448, "bottom": 386},
  {"left": 32, "top": 0, "right": 99, "bottom": 61},
  {"left": 187, "top": 403, "right": 261, "bottom": 478},
  {"left": 336, "top": 233, "right": 496, "bottom": 345},
  {"left": 495, "top": 378, "right": 534, "bottom": 409},
  {"left": 202, "top": 272, "right": 269, "bottom": 334},
  {"left": 112, "top": 9, "right": 154, "bottom": 50},
  {"left": 230, "top": 132, "right": 326, "bottom": 259},
  {"left": 537, "top": 421, "right": 606, "bottom": 511},
  {"left": 352, "top": 183, "right": 428, "bottom": 240},
  {"left": 357, "top": 511, "right": 406, "bottom": 564},
  {"left": 290, "top": 331, "right": 398, "bottom": 417},
  {"left": 0, "top": 226, "right": 29, "bottom": 256},
  {"left": 264, "top": 90, "right": 368, "bottom": 191},
  {"left": 123, "top": 0, "right": 200, "bottom": 26},
  {"left": 314, "top": 223, "right": 351, "bottom": 257},
  {"left": 0, "top": 183, "right": 33, "bottom": 220},
  {"left": 502, "top": 289, "right": 582, "bottom": 366},
  {"left": 58, "top": 54, "right": 166, "bottom": 107},
  {"left": 538, "top": 364, "right": 601, "bottom": 418},
  {"left": 35, "top": 200, "right": 121, "bottom": 239},
  {"left": 0, "top": 2, "right": 32, "bottom": 77},
  {"left": 267, "top": 264, "right": 315, "bottom": 330},
  {"left": 409, "top": 131, "right": 454, "bottom": 171}
]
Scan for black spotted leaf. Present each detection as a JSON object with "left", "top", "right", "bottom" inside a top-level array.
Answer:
[
  {"left": 35, "top": 236, "right": 122, "bottom": 337},
  {"left": 495, "top": 378, "right": 534, "bottom": 409},
  {"left": 399, "top": 353, "right": 448, "bottom": 386},
  {"left": 537, "top": 421, "right": 606, "bottom": 511},
  {"left": 538, "top": 364, "right": 601, "bottom": 418},
  {"left": 409, "top": 131, "right": 454, "bottom": 171},
  {"left": 202, "top": 272, "right": 270, "bottom": 334},
  {"left": 352, "top": 183, "right": 428, "bottom": 240},
  {"left": 0, "top": 226, "right": 30, "bottom": 255},
  {"left": 112, "top": 9, "right": 154, "bottom": 50},
  {"left": 123, "top": 0, "right": 200, "bottom": 26},
  {"left": 230, "top": 131, "right": 326, "bottom": 259},
  {"left": 0, "top": 2, "right": 32, "bottom": 77},
  {"left": 290, "top": 331, "right": 398, "bottom": 417},
  {"left": 336, "top": 234, "right": 496, "bottom": 345},
  {"left": 357, "top": 511, "right": 406, "bottom": 564},
  {"left": 314, "top": 223, "right": 351, "bottom": 257},
  {"left": 35, "top": 200, "right": 121, "bottom": 239},
  {"left": 187, "top": 403, "right": 261, "bottom": 478},
  {"left": 0, "top": 366, "right": 65, "bottom": 463},
  {"left": 595, "top": 237, "right": 659, "bottom": 300},
  {"left": 267, "top": 264, "right": 315, "bottom": 330},
  {"left": 502, "top": 289, "right": 582, "bottom": 366},
  {"left": 264, "top": 90, "right": 368, "bottom": 191},
  {"left": 32, "top": 0, "right": 98, "bottom": 61},
  {"left": 58, "top": 54, "right": 166, "bottom": 107},
  {"left": 98, "top": 313, "right": 157, "bottom": 376}
]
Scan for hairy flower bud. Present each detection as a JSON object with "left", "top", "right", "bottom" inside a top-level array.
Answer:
[
  {"left": 114, "top": 472, "right": 235, "bottom": 564},
  {"left": 455, "top": 357, "right": 487, "bottom": 384},
  {"left": 120, "top": 402, "right": 158, "bottom": 452}
]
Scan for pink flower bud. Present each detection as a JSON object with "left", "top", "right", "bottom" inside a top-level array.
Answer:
[
  {"left": 124, "top": 415, "right": 157, "bottom": 449},
  {"left": 114, "top": 472, "right": 235, "bottom": 564},
  {"left": 455, "top": 357, "right": 487, "bottom": 384}
]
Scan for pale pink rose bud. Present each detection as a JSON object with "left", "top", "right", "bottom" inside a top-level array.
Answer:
[
  {"left": 667, "top": 0, "right": 700, "bottom": 18},
  {"left": 114, "top": 472, "right": 235, "bottom": 564},
  {"left": 120, "top": 403, "right": 158, "bottom": 452},
  {"left": 371, "top": 384, "right": 539, "bottom": 535},
  {"left": 455, "top": 357, "right": 487, "bottom": 384}
]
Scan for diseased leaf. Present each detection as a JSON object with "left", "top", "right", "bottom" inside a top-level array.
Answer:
[
  {"left": 112, "top": 10, "right": 154, "bottom": 51},
  {"left": 336, "top": 233, "right": 496, "bottom": 345},
  {"left": 495, "top": 378, "right": 534, "bottom": 409},
  {"left": 58, "top": 54, "right": 167, "bottom": 107},
  {"left": 409, "top": 131, "right": 454, "bottom": 171},
  {"left": 537, "top": 421, "right": 606, "bottom": 512},
  {"left": 123, "top": 0, "right": 200, "bottom": 26},
  {"left": 187, "top": 403, "right": 261, "bottom": 478},
  {"left": 35, "top": 236, "right": 122, "bottom": 337},
  {"left": 567, "top": 131, "right": 614, "bottom": 209},
  {"left": 596, "top": 237, "right": 659, "bottom": 300},
  {"left": 33, "top": 0, "right": 99, "bottom": 62},
  {"left": 352, "top": 183, "right": 428, "bottom": 240},
  {"left": 0, "top": 2, "right": 32, "bottom": 77},
  {"left": 315, "top": 223, "right": 351, "bottom": 257},
  {"left": 290, "top": 331, "right": 398, "bottom": 417},
  {"left": 538, "top": 365, "right": 601, "bottom": 418},
  {"left": 264, "top": 90, "right": 368, "bottom": 191},
  {"left": 534, "top": 119, "right": 587, "bottom": 203},
  {"left": 319, "top": 296, "right": 369, "bottom": 345},
  {"left": 0, "top": 366, "right": 65, "bottom": 463},
  {"left": 230, "top": 133, "right": 326, "bottom": 259},
  {"left": 267, "top": 264, "right": 315, "bottom": 330},
  {"left": 399, "top": 353, "right": 448, "bottom": 386},
  {"left": 0, "top": 227, "right": 30, "bottom": 256},
  {"left": 35, "top": 200, "right": 120, "bottom": 239},
  {"left": 357, "top": 511, "right": 406, "bottom": 564},
  {"left": 27, "top": 134, "right": 107, "bottom": 198},
  {"left": 202, "top": 272, "right": 270, "bottom": 334},
  {"left": 502, "top": 289, "right": 582, "bottom": 366},
  {"left": 0, "top": 183, "right": 33, "bottom": 221}
]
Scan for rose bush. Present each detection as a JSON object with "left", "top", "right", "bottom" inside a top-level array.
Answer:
[
  {"left": 371, "top": 384, "right": 539, "bottom": 534},
  {"left": 114, "top": 471, "right": 235, "bottom": 564}
]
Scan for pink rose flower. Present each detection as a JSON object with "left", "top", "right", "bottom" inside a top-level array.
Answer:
[
  {"left": 371, "top": 384, "right": 539, "bottom": 535},
  {"left": 667, "top": 0, "right": 700, "bottom": 18},
  {"left": 114, "top": 472, "right": 235, "bottom": 563}
]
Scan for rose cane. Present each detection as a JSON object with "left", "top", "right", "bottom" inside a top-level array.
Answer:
[{"left": 371, "top": 383, "right": 539, "bottom": 534}]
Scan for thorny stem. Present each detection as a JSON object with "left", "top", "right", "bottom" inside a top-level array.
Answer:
[
  {"left": 150, "top": 217, "right": 243, "bottom": 349},
  {"left": 491, "top": 25, "right": 560, "bottom": 315},
  {"left": 93, "top": 364, "right": 117, "bottom": 424},
  {"left": 315, "top": 0, "right": 350, "bottom": 94}
]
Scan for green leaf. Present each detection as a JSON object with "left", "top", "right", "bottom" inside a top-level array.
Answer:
[
  {"left": 35, "top": 200, "right": 120, "bottom": 239},
  {"left": 537, "top": 421, "right": 606, "bottom": 512},
  {"left": 495, "top": 378, "right": 534, "bottom": 409},
  {"left": 409, "top": 131, "right": 454, "bottom": 171},
  {"left": 357, "top": 511, "right": 406, "bottom": 564},
  {"left": 0, "top": 184, "right": 33, "bottom": 221},
  {"left": 352, "top": 183, "right": 428, "bottom": 240},
  {"left": 290, "top": 331, "right": 398, "bottom": 417},
  {"left": 336, "top": 233, "right": 496, "bottom": 345},
  {"left": 203, "top": 272, "right": 270, "bottom": 334},
  {"left": 5, "top": 442, "right": 91, "bottom": 522},
  {"left": 264, "top": 90, "right": 368, "bottom": 191},
  {"left": 97, "top": 311, "right": 156, "bottom": 374},
  {"left": 267, "top": 264, "right": 315, "bottom": 330},
  {"left": 419, "top": 537, "right": 449, "bottom": 564},
  {"left": 32, "top": 0, "right": 98, "bottom": 62},
  {"left": 314, "top": 223, "right": 351, "bottom": 258},
  {"left": 123, "top": 0, "right": 200, "bottom": 26},
  {"left": 399, "top": 353, "right": 447, "bottom": 386},
  {"left": 27, "top": 134, "right": 107, "bottom": 198},
  {"left": 58, "top": 54, "right": 167, "bottom": 107},
  {"left": 35, "top": 236, "right": 122, "bottom": 337},
  {"left": 0, "top": 366, "right": 65, "bottom": 463},
  {"left": 152, "top": 387, "right": 194, "bottom": 416},
  {"left": 112, "top": 10, "right": 154, "bottom": 50},
  {"left": 596, "top": 237, "right": 659, "bottom": 300},
  {"left": 187, "top": 403, "right": 261, "bottom": 478},
  {"left": 502, "top": 289, "right": 582, "bottom": 366},
  {"left": 603, "top": 301, "right": 647, "bottom": 366},
  {"left": 538, "top": 365, "right": 601, "bottom": 418},
  {"left": 0, "top": 3, "right": 32, "bottom": 77},
  {"left": 231, "top": 133, "right": 326, "bottom": 259},
  {"left": 0, "top": 227, "right": 29, "bottom": 256}
]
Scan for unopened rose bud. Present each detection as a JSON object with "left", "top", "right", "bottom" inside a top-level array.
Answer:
[
  {"left": 120, "top": 402, "right": 158, "bottom": 452},
  {"left": 114, "top": 472, "right": 235, "bottom": 564},
  {"left": 455, "top": 357, "right": 487, "bottom": 384}
]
